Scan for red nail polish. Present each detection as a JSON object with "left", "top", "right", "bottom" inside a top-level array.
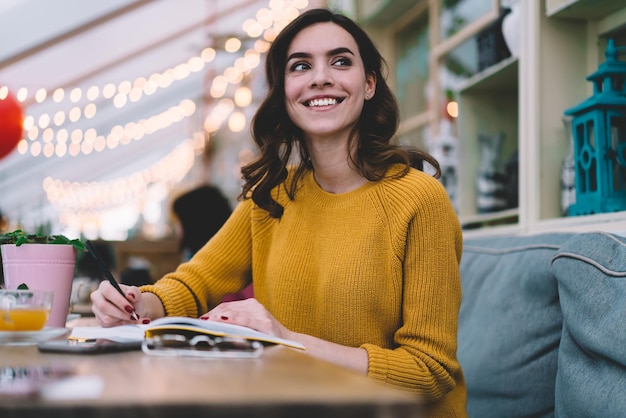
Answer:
[
  {"left": 142, "top": 319, "right": 151, "bottom": 324},
  {"left": 200, "top": 316, "right": 209, "bottom": 320},
  {"left": 220, "top": 315, "right": 229, "bottom": 321},
  {"left": 124, "top": 305, "right": 134, "bottom": 314}
]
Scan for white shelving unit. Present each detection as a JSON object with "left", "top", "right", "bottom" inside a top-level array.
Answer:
[{"left": 356, "top": 0, "right": 626, "bottom": 237}]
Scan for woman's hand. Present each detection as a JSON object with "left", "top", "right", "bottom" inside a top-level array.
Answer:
[
  {"left": 90, "top": 281, "right": 146, "bottom": 327},
  {"left": 200, "top": 298, "right": 292, "bottom": 340},
  {"left": 202, "top": 298, "right": 368, "bottom": 374}
]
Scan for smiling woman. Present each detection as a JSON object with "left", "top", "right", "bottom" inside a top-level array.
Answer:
[{"left": 89, "top": 8, "right": 467, "bottom": 416}]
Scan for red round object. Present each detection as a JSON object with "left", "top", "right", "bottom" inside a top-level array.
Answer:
[{"left": 0, "top": 89, "right": 24, "bottom": 160}]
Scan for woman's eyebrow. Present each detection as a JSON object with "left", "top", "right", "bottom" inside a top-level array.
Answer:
[
  {"left": 287, "top": 52, "right": 311, "bottom": 61},
  {"left": 328, "top": 47, "right": 354, "bottom": 57},
  {"left": 286, "top": 47, "right": 355, "bottom": 62}
]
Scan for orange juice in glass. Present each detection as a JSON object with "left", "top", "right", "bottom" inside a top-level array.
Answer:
[{"left": 0, "top": 289, "right": 53, "bottom": 331}]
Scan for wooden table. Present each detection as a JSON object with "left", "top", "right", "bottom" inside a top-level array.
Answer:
[{"left": 0, "top": 342, "right": 425, "bottom": 418}]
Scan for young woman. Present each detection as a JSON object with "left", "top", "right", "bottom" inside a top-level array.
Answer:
[{"left": 91, "top": 8, "right": 466, "bottom": 416}]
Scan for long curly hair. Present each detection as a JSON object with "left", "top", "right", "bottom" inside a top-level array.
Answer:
[{"left": 240, "top": 8, "right": 440, "bottom": 218}]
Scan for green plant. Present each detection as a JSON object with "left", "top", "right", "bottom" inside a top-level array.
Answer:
[{"left": 0, "top": 229, "right": 86, "bottom": 252}]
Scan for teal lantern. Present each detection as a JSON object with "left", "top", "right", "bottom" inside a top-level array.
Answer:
[{"left": 564, "top": 39, "right": 626, "bottom": 216}]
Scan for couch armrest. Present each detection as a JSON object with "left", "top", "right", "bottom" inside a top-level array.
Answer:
[{"left": 551, "top": 232, "right": 626, "bottom": 418}]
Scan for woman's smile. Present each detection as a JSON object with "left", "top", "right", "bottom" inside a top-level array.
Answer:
[{"left": 303, "top": 96, "right": 344, "bottom": 108}]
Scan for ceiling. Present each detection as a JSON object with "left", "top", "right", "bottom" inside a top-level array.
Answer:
[{"left": 0, "top": 0, "right": 330, "bottom": 239}]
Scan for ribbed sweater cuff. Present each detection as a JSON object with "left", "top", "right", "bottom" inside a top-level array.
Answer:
[
  {"left": 140, "top": 284, "right": 195, "bottom": 317},
  {"left": 362, "top": 343, "right": 389, "bottom": 381},
  {"left": 363, "top": 343, "right": 448, "bottom": 395}
]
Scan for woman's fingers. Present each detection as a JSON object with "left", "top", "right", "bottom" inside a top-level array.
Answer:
[
  {"left": 90, "top": 281, "right": 140, "bottom": 326},
  {"left": 91, "top": 301, "right": 127, "bottom": 327},
  {"left": 204, "top": 299, "right": 277, "bottom": 335}
]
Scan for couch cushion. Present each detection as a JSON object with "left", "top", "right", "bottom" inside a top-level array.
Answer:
[
  {"left": 551, "top": 232, "right": 626, "bottom": 418},
  {"left": 459, "top": 233, "right": 574, "bottom": 418}
]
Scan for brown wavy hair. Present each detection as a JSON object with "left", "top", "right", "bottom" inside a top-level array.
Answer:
[{"left": 240, "top": 8, "right": 440, "bottom": 218}]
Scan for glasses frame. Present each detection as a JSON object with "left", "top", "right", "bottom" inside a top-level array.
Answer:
[{"left": 141, "top": 332, "right": 264, "bottom": 358}]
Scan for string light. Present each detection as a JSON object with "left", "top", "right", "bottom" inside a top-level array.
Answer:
[
  {"left": 204, "top": 98, "right": 235, "bottom": 133},
  {"left": 3, "top": 0, "right": 311, "bottom": 235},
  {"left": 234, "top": 86, "right": 252, "bottom": 107},
  {"left": 224, "top": 37, "right": 242, "bottom": 53},
  {"left": 228, "top": 111, "right": 246, "bottom": 132},
  {"left": 44, "top": 137, "right": 201, "bottom": 223},
  {"left": 446, "top": 101, "right": 459, "bottom": 118},
  {"left": 17, "top": 99, "right": 197, "bottom": 157}
]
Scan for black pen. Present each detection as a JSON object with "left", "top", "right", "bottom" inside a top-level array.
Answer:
[{"left": 86, "top": 240, "right": 139, "bottom": 321}]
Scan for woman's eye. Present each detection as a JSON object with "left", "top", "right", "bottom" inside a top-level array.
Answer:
[
  {"left": 333, "top": 57, "right": 353, "bottom": 67},
  {"left": 290, "top": 62, "right": 310, "bottom": 72}
]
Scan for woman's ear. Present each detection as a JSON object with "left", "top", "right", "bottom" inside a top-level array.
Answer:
[{"left": 365, "top": 72, "right": 376, "bottom": 100}]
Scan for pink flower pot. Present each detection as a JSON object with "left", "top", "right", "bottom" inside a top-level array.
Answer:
[{"left": 1, "top": 244, "right": 77, "bottom": 328}]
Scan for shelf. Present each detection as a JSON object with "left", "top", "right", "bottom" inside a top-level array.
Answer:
[
  {"left": 546, "top": 0, "right": 624, "bottom": 20},
  {"left": 461, "top": 211, "right": 626, "bottom": 238},
  {"left": 455, "top": 55, "right": 518, "bottom": 223},
  {"left": 457, "top": 56, "right": 518, "bottom": 94},
  {"left": 359, "top": 0, "right": 421, "bottom": 25},
  {"left": 460, "top": 208, "right": 519, "bottom": 230}
]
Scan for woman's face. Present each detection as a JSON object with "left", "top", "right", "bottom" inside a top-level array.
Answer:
[{"left": 284, "top": 22, "right": 376, "bottom": 144}]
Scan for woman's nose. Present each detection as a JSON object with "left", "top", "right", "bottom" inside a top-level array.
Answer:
[{"left": 310, "top": 66, "right": 334, "bottom": 88}]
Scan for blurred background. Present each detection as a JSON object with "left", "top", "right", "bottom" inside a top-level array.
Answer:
[{"left": 0, "top": 0, "right": 353, "bottom": 242}]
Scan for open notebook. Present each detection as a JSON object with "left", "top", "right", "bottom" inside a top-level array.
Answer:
[{"left": 69, "top": 316, "right": 306, "bottom": 351}]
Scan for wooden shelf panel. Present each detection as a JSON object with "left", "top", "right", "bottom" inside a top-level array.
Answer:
[
  {"left": 546, "top": 0, "right": 624, "bottom": 20},
  {"left": 457, "top": 56, "right": 518, "bottom": 94}
]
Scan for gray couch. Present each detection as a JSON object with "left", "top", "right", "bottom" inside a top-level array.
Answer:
[{"left": 458, "top": 231, "right": 626, "bottom": 418}]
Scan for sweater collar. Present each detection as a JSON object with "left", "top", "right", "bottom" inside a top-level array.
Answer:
[{"left": 300, "top": 169, "right": 378, "bottom": 209}]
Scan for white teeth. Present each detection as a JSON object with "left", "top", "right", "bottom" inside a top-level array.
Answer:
[{"left": 307, "top": 98, "right": 337, "bottom": 107}]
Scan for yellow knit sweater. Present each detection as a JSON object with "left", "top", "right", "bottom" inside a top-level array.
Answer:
[{"left": 142, "top": 166, "right": 466, "bottom": 416}]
